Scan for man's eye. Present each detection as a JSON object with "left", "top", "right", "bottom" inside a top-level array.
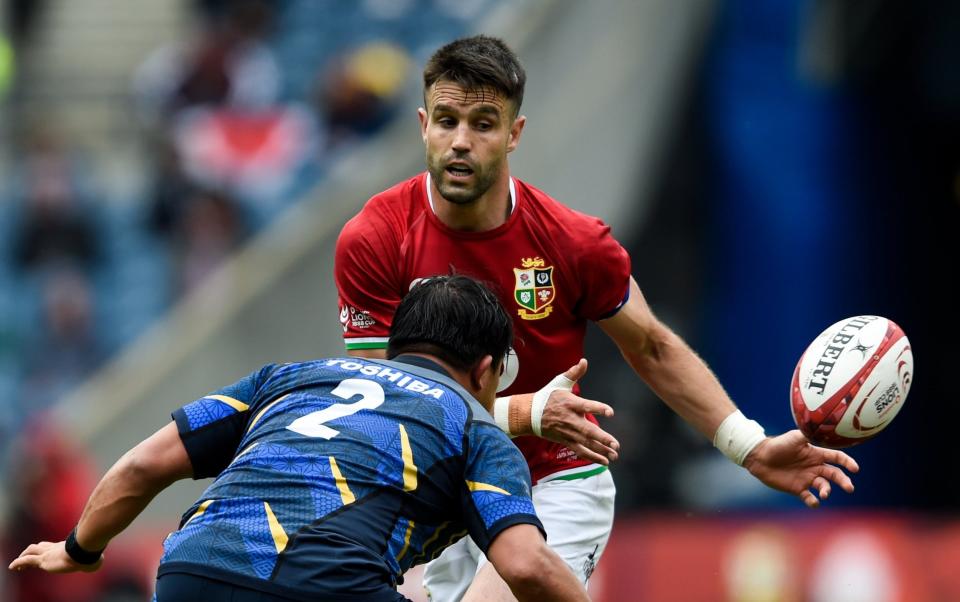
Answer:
[
  {"left": 475, "top": 122, "right": 492, "bottom": 131},
  {"left": 438, "top": 118, "right": 456, "bottom": 127}
]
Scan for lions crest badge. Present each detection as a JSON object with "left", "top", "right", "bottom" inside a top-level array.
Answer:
[{"left": 513, "top": 257, "right": 555, "bottom": 320}]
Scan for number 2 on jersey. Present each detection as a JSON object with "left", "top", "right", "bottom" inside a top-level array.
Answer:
[{"left": 287, "top": 378, "right": 385, "bottom": 439}]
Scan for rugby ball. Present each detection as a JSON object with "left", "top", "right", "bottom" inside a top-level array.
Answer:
[{"left": 791, "top": 315, "right": 913, "bottom": 448}]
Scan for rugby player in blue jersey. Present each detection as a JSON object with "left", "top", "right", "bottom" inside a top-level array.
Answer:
[{"left": 8, "top": 275, "right": 589, "bottom": 602}]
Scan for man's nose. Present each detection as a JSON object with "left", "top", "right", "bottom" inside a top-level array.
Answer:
[{"left": 451, "top": 123, "right": 472, "bottom": 152}]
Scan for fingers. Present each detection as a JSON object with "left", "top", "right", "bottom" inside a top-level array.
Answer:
[
  {"left": 578, "top": 419, "right": 620, "bottom": 454},
  {"left": 577, "top": 436, "right": 619, "bottom": 464},
  {"left": 8, "top": 555, "right": 36, "bottom": 571},
  {"left": 800, "top": 489, "right": 820, "bottom": 509},
  {"left": 17, "top": 542, "right": 48, "bottom": 559},
  {"left": 799, "top": 475, "right": 832, "bottom": 509},
  {"left": 821, "top": 448, "right": 860, "bottom": 473},
  {"left": 562, "top": 358, "right": 588, "bottom": 383},
  {"left": 550, "top": 419, "right": 620, "bottom": 464},
  {"left": 568, "top": 443, "right": 610, "bottom": 466},
  {"left": 568, "top": 438, "right": 620, "bottom": 465},
  {"left": 812, "top": 476, "right": 831, "bottom": 500},
  {"left": 9, "top": 542, "right": 48, "bottom": 571},
  {"left": 817, "top": 464, "right": 855, "bottom": 494},
  {"left": 577, "top": 398, "right": 614, "bottom": 419}
]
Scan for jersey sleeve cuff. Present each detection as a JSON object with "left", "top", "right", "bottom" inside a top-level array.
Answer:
[
  {"left": 596, "top": 282, "right": 631, "bottom": 321},
  {"left": 477, "top": 514, "right": 547, "bottom": 555}
]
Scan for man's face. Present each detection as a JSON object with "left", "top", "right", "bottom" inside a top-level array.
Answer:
[
  {"left": 419, "top": 81, "right": 524, "bottom": 205},
  {"left": 475, "top": 356, "right": 505, "bottom": 411}
]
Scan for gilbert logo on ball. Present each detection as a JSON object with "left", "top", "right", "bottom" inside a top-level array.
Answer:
[{"left": 791, "top": 315, "right": 913, "bottom": 448}]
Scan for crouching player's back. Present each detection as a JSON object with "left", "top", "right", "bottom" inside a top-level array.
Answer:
[{"left": 159, "top": 354, "right": 543, "bottom": 600}]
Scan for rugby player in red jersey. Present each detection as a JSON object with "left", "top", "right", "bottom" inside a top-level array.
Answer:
[{"left": 335, "top": 35, "right": 860, "bottom": 601}]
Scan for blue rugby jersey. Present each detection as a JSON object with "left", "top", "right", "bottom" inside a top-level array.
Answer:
[{"left": 158, "top": 355, "right": 541, "bottom": 601}]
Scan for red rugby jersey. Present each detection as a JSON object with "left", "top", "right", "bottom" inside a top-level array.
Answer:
[{"left": 335, "top": 173, "right": 631, "bottom": 482}]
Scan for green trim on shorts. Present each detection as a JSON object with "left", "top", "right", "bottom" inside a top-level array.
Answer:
[{"left": 544, "top": 465, "right": 608, "bottom": 482}]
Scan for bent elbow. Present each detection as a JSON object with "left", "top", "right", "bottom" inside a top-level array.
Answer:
[{"left": 498, "top": 547, "right": 554, "bottom": 592}]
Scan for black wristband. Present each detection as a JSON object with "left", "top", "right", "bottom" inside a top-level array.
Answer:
[{"left": 65, "top": 527, "right": 104, "bottom": 565}]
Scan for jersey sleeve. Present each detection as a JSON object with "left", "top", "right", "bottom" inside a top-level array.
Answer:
[
  {"left": 334, "top": 207, "right": 403, "bottom": 351},
  {"left": 171, "top": 364, "right": 277, "bottom": 479},
  {"left": 460, "top": 421, "right": 545, "bottom": 553},
  {"left": 575, "top": 218, "right": 632, "bottom": 321}
]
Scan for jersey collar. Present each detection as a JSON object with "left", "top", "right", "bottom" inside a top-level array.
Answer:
[
  {"left": 391, "top": 353, "right": 453, "bottom": 379},
  {"left": 425, "top": 172, "right": 516, "bottom": 218}
]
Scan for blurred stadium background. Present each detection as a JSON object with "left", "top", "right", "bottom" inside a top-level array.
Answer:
[{"left": 0, "top": 0, "right": 958, "bottom": 600}]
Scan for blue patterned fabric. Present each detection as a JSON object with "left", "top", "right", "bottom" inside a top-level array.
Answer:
[{"left": 160, "top": 356, "right": 540, "bottom": 600}]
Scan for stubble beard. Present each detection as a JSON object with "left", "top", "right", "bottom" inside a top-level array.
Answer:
[{"left": 427, "top": 154, "right": 500, "bottom": 206}]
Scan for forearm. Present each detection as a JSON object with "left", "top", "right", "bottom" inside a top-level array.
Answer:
[
  {"left": 74, "top": 454, "right": 165, "bottom": 549},
  {"left": 504, "top": 549, "right": 589, "bottom": 602},
  {"left": 75, "top": 422, "right": 192, "bottom": 550},
  {"left": 623, "top": 325, "right": 737, "bottom": 440},
  {"left": 486, "top": 525, "right": 590, "bottom": 602}
]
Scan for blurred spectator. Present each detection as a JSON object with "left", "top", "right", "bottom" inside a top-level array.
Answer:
[
  {"left": 19, "top": 267, "right": 105, "bottom": 413},
  {"left": 145, "top": 134, "right": 197, "bottom": 240},
  {"left": 9, "top": 125, "right": 101, "bottom": 275},
  {"left": 1, "top": 417, "right": 102, "bottom": 602},
  {"left": 315, "top": 41, "right": 412, "bottom": 151},
  {"left": 132, "top": 0, "right": 280, "bottom": 127},
  {"left": 172, "top": 187, "right": 246, "bottom": 296},
  {"left": 171, "top": 103, "right": 320, "bottom": 211}
]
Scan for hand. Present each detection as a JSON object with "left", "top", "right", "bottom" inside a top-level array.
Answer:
[
  {"left": 539, "top": 359, "right": 621, "bottom": 465},
  {"left": 8, "top": 541, "right": 102, "bottom": 574},
  {"left": 743, "top": 430, "right": 860, "bottom": 508}
]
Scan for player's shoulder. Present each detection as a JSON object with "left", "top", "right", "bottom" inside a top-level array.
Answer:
[
  {"left": 338, "top": 174, "right": 426, "bottom": 246},
  {"left": 356, "top": 174, "right": 425, "bottom": 223},
  {"left": 514, "top": 177, "right": 618, "bottom": 243}
]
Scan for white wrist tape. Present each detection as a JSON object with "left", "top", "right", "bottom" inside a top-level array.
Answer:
[
  {"left": 713, "top": 410, "right": 766, "bottom": 466},
  {"left": 494, "top": 396, "right": 513, "bottom": 435},
  {"left": 531, "top": 373, "right": 576, "bottom": 437}
]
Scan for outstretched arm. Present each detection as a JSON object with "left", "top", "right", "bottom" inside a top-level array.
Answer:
[
  {"left": 8, "top": 422, "right": 193, "bottom": 573},
  {"left": 599, "top": 277, "right": 858, "bottom": 507}
]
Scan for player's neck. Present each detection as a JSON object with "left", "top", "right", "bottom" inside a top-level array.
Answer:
[{"left": 431, "top": 177, "right": 512, "bottom": 233}]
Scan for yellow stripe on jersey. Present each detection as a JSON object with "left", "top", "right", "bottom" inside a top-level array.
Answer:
[
  {"left": 399, "top": 424, "right": 417, "bottom": 491},
  {"left": 247, "top": 394, "right": 289, "bottom": 432},
  {"left": 182, "top": 499, "right": 214, "bottom": 528},
  {"left": 264, "top": 502, "right": 288, "bottom": 553},
  {"left": 204, "top": 394, "right": 249, "bottom": 412},
  {"left": 396, "top": 519, "right": 415, "bottom": 561},
  {"left": 329, "top": 457, "right": 356, "bottom": 505},
  {"left": 465, "top": 480, "right": 510, "bottom": 495}
]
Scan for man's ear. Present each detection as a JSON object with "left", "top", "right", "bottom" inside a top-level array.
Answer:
[
  {"left": 418, "top": 107, "right": 429, "bottom": 142},
  {"left": 470, "top": 355, "right": 495, "bottom": 391},
  {"left": 507, "top": 114, "right": 526, "bottom": 153}
]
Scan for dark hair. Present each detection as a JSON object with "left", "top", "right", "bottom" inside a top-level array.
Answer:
[
  {"left": 387, "top": 275, "right": 512, "bottom": 372},
  {"left": 423, "top": 35, "right": 526, "bottom": 115}
]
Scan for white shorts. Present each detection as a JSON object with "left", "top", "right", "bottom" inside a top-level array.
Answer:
[{"left": 422, "top": 466, "right": 616, "bottom": 601}]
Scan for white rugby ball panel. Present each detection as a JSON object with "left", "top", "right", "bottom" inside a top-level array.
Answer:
[
  {"left": 790, "top": 315, "right": 912, "bottom": 448},
  {"left": 796, "top": 316, "right": 890, "bottom": 411},
  {"left": 834, "top": 335, "right": 912, "bottom": 439}
]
